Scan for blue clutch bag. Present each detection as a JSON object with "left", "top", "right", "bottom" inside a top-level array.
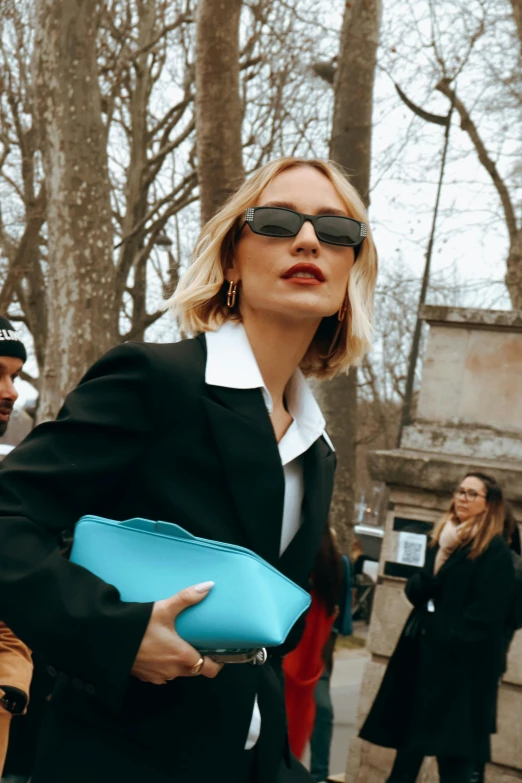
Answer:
[{"left": 70, "top": 515, "right": 311, "bottom": 651}]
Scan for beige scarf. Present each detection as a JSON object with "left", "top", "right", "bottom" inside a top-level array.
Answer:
[{"left": 434, "top": 517, "right": 476, "bottom": 574}]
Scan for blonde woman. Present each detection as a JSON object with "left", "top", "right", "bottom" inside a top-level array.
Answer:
[
  {"left": 361, "top": 473, "right": 515, "bottom": 783},
  {"left": 0, "top": 158, "right": 377, "bottom": 783}
]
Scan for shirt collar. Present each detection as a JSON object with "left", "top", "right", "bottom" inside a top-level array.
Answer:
[
  {"left": 205, "top": 320, "right": 265, "bottom": 393},
  {"left": 204, "top": 321, "right": 329, "bottom": 462}
]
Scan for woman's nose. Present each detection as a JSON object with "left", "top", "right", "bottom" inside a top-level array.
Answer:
[{"left": 292, "top": 221, "right": 319, "bottom": 254}]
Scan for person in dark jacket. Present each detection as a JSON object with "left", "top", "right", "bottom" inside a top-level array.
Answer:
[
  {"left": 360, "top": 472, "right": 515, "bottom": 783},
  {"left": 0, "top": 318, "right": 33, "bottom": 780},
  {"left": 470, "top": 502, "right": 522, "bottom": 783},
  {"left": 0, "top": 158, "right": 377, "bottom": 783},
  {"left": 503, "top": 500, "right": 521, "bottom": 555},
  {"left": 501, "top": 501, "right": 522, "bottom": 659}
]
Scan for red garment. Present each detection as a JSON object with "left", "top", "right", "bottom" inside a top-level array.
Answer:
[{"left": 283, "top": 590, "right": 336, "bottom": 760}]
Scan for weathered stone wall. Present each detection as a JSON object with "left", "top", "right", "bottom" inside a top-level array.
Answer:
[{"left": 348, "top": 306, "right": 522, "bottom": 783}]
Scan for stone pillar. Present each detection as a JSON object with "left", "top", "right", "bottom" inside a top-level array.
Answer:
[{"left": 347, "top": 306, "right": 522, "bottom": 783}]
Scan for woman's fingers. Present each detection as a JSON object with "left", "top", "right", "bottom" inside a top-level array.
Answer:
[
  {"left": 193, "top": 656, "right": 224, "bottom": 679},
  {"left": 131, "top": 582, "right": 224, "bottom": 684}
]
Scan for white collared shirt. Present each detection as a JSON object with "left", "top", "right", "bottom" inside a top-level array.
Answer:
[{"left": 205, "top": 320, "right": 333, "bottom": 749}]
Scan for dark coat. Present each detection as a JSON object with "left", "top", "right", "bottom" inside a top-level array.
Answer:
[
  {"left": 0, "top": 336, "right": 335, "bottom": 783},
  {"left": 360, "top": 535, "right": 514, "bottom": 763}
]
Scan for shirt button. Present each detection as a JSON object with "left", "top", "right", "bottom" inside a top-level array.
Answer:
[
  {"left": 46, "top": 666, "right": 57, "bottom": 678},
  {"left": 85, "top": 684, "right": 96, "bottom": 696}
]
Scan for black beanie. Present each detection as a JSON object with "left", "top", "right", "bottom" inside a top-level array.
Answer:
[{"left": 0, "top": 316, "right": 27, "bottom": 363}]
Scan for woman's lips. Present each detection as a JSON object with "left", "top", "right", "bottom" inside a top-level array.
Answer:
[
  {"left": 284, "top": 277, "right": 323, "bottom": 285},
  {"left": 281, "top": 263, "right": 325, "bottom": 285}
]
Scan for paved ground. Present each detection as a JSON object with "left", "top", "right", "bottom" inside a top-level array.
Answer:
[
  {"left": 328, "top": 647, "right": 369, "bottom": 777},
  {"left": 303, "top": 623, "right": 370, "bottom": 780}
]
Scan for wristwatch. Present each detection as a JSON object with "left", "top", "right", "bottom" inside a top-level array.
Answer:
[{"left": 0, "top": 686, "right": 27, "bottom": 715}]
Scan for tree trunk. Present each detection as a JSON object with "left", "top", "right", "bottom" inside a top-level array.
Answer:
[
  {"left": 511, "top": 0, "right": 522, "bottom": 53},
  {"left": 315, "top": 371, "right": 359, "bottom": 555},
  {"left": 114, "top": 0, "right": 155, "bottom": 327},
  {"left": 506, "top": 230, "right": 522, "bottom": 309},
  {"left": 33, "top": 0, "right": 116, "bottom": 422},
  {"left": 195, "top": 0, "right": 244, "bottom": 224},
  {"left": 330, "top": 0, "right": 382, "bottom": 206},
  {"left": 323, "top": 0, "right": 382, "bottom": 551}
]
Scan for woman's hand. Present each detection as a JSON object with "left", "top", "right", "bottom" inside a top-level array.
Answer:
[
  {"left": 131, "top": 582, "right": 223, "bottom": 684},
  {"left": 405, "top": 572, "right": 441, "bottom": 608}
]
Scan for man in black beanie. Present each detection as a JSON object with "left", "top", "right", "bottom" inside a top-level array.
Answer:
[
  {"left": 0, "top": 316, "right": 26, "bottom": 437},
  {"left": 0, "top": 317, "right": 32, "bottom": 778}
]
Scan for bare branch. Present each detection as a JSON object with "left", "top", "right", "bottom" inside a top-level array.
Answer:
[
  {"left": 146, "top": 118, "right": 195, "bottom": 171},
  {"left": 20, "top": 369, "right": 39, "bottom": 391},
  {"left": 0, "top": 183, "right": 46, "bottom": 311},
  {"left": 120, "top": 308, "right": 166, "bottom": 341},
  {"left": 115, "top": 170, "right": 197, "bottom": 249},
  {"left": 395, "top": 82, "right": 449, "bottom": 126},
  {"left": 129, "top": 14, "right": 193, "bottom": 63},
  {"left": 436, "top": 77, "right": 518, "bottom": 240}
]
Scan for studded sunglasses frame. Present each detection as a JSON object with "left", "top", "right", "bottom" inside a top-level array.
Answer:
[{"left": 241, "top": 206, "right": 367, "bottom": 258}]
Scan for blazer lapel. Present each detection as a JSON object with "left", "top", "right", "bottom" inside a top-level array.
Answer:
[
  {"left": 202, "top": 385, "right": 285, "bottom": 566},
  {"left": 279, "top": 437, "right": 336, "bottom": 587}
]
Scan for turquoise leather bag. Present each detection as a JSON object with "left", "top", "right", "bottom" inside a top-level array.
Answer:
[{"left": 70, "top": 515, "right": 311, "bottom": 650}]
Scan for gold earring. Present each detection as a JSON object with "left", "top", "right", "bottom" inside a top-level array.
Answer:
[
  {"left": 338, "top": 294, "right": 348, "bottom": 322},
  {"left": 227, "top": 281, "right": 238, "bottom": 308}
]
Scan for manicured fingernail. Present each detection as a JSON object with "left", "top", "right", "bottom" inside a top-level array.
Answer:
[{"left": 194, "top": 581, "right": 215, "bottom": 593}]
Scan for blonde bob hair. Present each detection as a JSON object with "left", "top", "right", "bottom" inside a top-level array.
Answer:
[{"left": 167, "top": 157, "right": 378, "bottom": 380}]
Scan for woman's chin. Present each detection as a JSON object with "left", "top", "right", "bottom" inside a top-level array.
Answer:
[{"left": 245, "top": 302, "right": 334, "bottom": 324}]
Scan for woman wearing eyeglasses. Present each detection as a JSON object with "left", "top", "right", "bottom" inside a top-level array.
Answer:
[
  {"left": 360, "top": 472, "right": 515, "bottom": 783},
  {"left": 0, "top": 158, "right": 377, "bottom": 783}
]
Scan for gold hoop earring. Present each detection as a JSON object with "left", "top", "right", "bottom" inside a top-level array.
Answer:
[
  {"left": 227, "top": 281, "right": 238, "bottom": 309},
  {"left": 338, "top": 294, "right": 348, "bottom": 322}
]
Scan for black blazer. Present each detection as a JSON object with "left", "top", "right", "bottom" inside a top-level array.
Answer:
[
  {"left": 0, "top": 335, "right": 335, "bottom": 783},
  {"left": 360, "top": 535, "right": 514, "bottom": 763}
]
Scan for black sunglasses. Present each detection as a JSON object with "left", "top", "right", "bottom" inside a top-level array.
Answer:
[{"left": 241, "top": 206, "right": 367, "bottom": 258}]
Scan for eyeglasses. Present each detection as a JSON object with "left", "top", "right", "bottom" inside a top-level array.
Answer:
[
  {"left": 453, "top": 489, "right": 486, "bottom": 502},
  {"left": 241, "top": 206, "right": 367, "bottom": 258}
]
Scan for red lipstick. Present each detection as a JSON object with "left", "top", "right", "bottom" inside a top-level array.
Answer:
[{"left": 281, "top": 263, "right": 325, "bottom": 285}]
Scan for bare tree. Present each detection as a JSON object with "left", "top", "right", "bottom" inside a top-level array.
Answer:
[
  {"left": 379, "top": 0, "right": 522, "bottom": 309},
  {"left": 436, "top": 77, "right": 522, "bottom": 308},
  {"left": 33, "top": 0, "right": 116, "bottom": 421},
  {"left": 1, "top": 0, "right": 199, "bottom": 395},
  {"left": 330, "top": 0, "right": 382, "bottom": 205},
  {"left": 0, "top": 0, "right": 47, "bottom": 379},
  {"left": 195, "top": 0, "right": 244, "bottom": 224},
  {"left": 101, "top": 0, "right": 197, "bottom": 341},
  {"left": 319, "top": 0, "right": 382, "bottom": 553}
]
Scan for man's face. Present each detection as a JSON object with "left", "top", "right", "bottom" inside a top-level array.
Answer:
[{"left": 0, "top": 357, "right": 23, "bottom": 436}]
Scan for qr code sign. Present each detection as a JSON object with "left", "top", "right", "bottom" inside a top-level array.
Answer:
[{"left": 397, "top": 532, "right": 426, "bottom": 568}]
